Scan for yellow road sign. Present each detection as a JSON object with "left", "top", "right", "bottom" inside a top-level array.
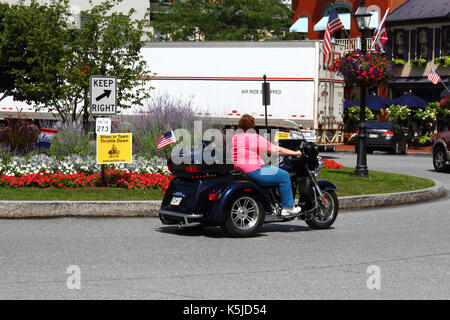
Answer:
[
  {"left": 274, "top": 131, "right": 290, "bottom": 143},
  {"left": 97, "top": 133, "right": 132, "bottom": 164}
]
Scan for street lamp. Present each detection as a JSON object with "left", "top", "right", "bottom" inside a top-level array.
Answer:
[{"left": 353, "top": 0, "right": 373, "bottom": 178}]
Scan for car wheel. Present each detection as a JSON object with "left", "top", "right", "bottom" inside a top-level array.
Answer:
[
  {"left": 402, "top": 142, "right": 409, "bottom": 155},
  {"left": 392, "top": 141, "right": 400, "bottom": 155},
  {"left": 433, "top": 146, "right": 450, "bottom": 172},
  {"left": 222, "top": 193, "right": 264, "bottom": 237}
]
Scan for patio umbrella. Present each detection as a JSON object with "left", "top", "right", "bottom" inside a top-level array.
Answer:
[
  {"left": 391, "top": 92, "right": 427, "bottom": 108},
  {"left": 344, "top": 95, "right": 393, "bottom": 110}
]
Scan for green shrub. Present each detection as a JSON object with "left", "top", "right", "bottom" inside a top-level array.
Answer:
[
  {"left": 386, "top": 105, "right": 411, "bottom": 121},
  {"left": 410, "top": 58, "right": 427, "bottom": 67},
  {"left": 47, "top": 121, "right": 94, "bottom": 159},
  {"left": 434, "top": 56, "right": 450, "bottom": 67}
]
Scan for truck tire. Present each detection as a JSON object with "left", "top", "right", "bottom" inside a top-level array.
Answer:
[{"left": 222, "top": 193, "right": 264, "bottom": 237}]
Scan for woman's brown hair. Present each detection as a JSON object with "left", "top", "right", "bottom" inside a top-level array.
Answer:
[{"left": 238, "top": 114, "right": 255, "bottom": 131}]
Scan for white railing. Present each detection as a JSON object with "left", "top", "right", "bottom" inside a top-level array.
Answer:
[{"left": 333, "top": 38, "right": 375, "bottom": 52}]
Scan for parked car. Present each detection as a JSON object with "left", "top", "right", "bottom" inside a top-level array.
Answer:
[
  {"left": 355, "top": 121, "right": 408, "bottom": 155},
  {"left": 432, "top": 128, "right": 450, "bottom": 172}
]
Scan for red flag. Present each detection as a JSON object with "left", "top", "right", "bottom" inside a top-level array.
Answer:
[
  {"left": 373, "top": 20, "right": 388, "bottom": 52},
  {"left": 323, "top": 7, "right": 344, "bottom": 65},
  {"left": 372, "top": 9, "right": 389, "bottom": 52}
]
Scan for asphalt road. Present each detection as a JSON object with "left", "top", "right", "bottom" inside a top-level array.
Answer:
[{"left": 0, "top": 152, "right": 449, "bottom": 300}]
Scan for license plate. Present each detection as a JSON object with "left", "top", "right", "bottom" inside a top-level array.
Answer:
[
  {"left": 369, "top": 134, "right": 377, "bottom": 139},
  {"left": 170, "top": 196, "right": 182, "bottom": 206}
]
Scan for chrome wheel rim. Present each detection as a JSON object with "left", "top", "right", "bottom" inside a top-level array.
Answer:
[
  {"left": 231, "top": 197, "right": 259, "bottom": 231},
  {"left": 435, "top": 150, "right": 445, "bottom": 169},
  {"left": 316, "top": 192, "right": 335, "bottom": 224}
]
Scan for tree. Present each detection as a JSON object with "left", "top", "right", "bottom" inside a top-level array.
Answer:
[
  {"left": 0, "top": 2, "right": 41, "bottom": 103},
  {"left": 151, "top": 0, "right": 294, "bottom": 41},
  {"left": 2, "top": 0, "right": 152, "bottom": 123}
]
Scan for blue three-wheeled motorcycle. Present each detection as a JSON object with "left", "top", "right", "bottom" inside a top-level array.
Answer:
[{"left": 158, "top": 138, "right": 338, "bottom": 237}]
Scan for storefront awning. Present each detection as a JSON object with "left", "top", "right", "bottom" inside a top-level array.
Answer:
[
  {"left": 313, "top": 13, "right": 350, "bottom": 31},
  {"left": 289, "top": 17, "right": 308, "bottom": 33},
  {"left": 391, "top": 76, "right": 449, "bottom": 85}
]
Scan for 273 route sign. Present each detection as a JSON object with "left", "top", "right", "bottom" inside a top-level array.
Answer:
[{"left": 90, "top": 76, "right": 117, "bottom": 116}]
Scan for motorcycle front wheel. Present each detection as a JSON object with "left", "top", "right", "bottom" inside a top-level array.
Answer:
[{"left": 306, "top": 190, "right": 338, "bottom": 230}]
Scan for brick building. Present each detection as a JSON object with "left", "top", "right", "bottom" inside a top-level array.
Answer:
[
  {"left": 385, "top": 0, "right": 450, "bottom": 101},
  {"left": 291, "top": 0, "right": 407, "bottom": 41}
]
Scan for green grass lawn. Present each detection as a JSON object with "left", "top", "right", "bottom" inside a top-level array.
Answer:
[
  {"left": 319, "top": 168, "right": 435, "bottom": 197},
  {"left": 0, "top": 169, "right": 435, "bottom": 201},
  {"left": 0, "top": 187, "right": 164, "bottom": 201}
]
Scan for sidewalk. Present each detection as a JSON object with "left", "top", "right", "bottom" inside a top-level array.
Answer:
[{"left": 336, "top": 144, "right": 432, "bottom": 155}]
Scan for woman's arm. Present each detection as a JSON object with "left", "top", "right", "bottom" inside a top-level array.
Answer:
[{"left": 268, "top": 144, "right": 302, "bottom": 156}]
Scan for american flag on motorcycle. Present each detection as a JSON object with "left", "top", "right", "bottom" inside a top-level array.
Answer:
[{"left": 156, "top": 130, "right": 176, "bottom": 149}]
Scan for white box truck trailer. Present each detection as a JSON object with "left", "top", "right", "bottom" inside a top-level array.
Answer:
[
  {"left": 0, "top": 41, "right": 346, "bottom": 146},
  {"left": 135, "top": 41, "right": 346, "bottom": 146}
]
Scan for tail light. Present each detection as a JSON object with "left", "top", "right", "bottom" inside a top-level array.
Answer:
[
  {"left": 356, "top": 130, "right": 359, "bottom": 134},
  {"left": 209, "top": 193, "right": 219, "bottom": 201},
  {"left": 383, "top": 131, "right": 394, "bottom": 136},
  {"left": 185, "top": 166, "right": 199, "bottom": 173}
]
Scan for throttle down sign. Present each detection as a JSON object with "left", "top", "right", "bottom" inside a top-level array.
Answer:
[
  {"left": 97, "top": 133, "right": 132, "bottom": 164},
  {"left": 90, "top": 76, "right": 117, "bottom": 115}
]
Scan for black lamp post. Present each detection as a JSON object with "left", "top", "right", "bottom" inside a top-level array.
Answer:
[{"left": 353, "top": 0, "right": 373, "bottom": 178}]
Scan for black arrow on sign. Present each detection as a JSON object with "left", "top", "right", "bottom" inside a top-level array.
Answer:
[{"left": 96, "top": 90, "right": 112, "bottom": 101}]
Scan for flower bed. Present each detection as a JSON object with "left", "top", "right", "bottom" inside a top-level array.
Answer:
[
  {"left": 0, "top": 170, "right": 173, "bottom": 193},
  {"left": 0, "top": 154, "right": 169, "bottom": 176},
  {"left": 322, "top": 158, "right": 345, "bottom": 169}
]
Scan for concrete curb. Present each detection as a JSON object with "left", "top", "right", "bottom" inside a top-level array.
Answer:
[
  {"left": 0, "top": 180, "right": 445, "bottom": 218},
  {"left": 339, "top": 180, "right": 446, "bottom": 210}
]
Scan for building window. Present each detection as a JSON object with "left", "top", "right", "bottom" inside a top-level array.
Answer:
[
  {"left": 417, "top": 29, "right": 428, "bottom": 59},
  {"left": 394, "top": 32, "right": 404, "bottom": 59},
  {"left": 443, "top": 26, "right": 450, "bottom": 56}
]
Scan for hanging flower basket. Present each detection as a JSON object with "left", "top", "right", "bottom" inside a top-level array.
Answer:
[{"left": 330, "top": 49, "right": 394, "bottom": 87}]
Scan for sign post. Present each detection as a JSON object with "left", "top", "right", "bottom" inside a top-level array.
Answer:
[
  {"left": 90, "top": 75, "right": 118, "bottom": 186},
  {"left": 262, "top": 74, "right": 271, "bottom": 140}
]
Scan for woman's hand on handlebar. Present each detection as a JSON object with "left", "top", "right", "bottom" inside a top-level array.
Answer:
[{"left": 271, "top": 144, "right": 302, "bottom": 157}]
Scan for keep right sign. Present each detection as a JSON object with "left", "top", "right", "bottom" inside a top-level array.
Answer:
[{"left": 90, "top": 76, "right": 117, "bottom": 116}]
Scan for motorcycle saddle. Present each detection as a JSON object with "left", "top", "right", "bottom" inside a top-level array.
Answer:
[{"left": 229, "top": 169, "right": 253, "bottom": 181}]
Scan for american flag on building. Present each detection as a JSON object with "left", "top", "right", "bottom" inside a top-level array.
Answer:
[
  {"left": 427, "top": 69, "right": 441, "bottom": 85},
  {"left": 156, "top": 130, "right": 176, "bottom": 149},
  {"left": 323, "top": 7, "right": 345, "bottom": 65}
]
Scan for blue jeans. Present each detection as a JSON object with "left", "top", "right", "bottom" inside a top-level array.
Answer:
[{"left": 246, "top": 165, "right": 294, "bottom": 208}]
